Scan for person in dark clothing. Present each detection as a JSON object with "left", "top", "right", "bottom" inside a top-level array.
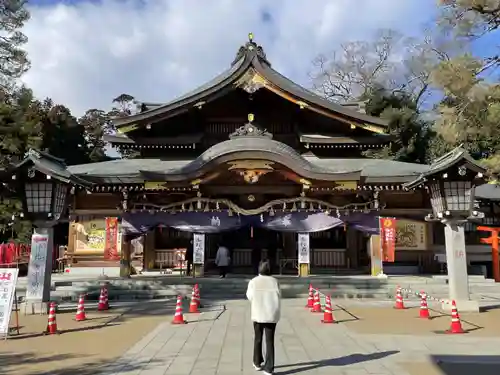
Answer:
[{"left": 186, "top": 238, "right": 193, "bottom": 276}]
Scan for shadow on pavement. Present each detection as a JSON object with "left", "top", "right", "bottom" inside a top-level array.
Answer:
[
  {"left": 275, "top": 350, "right": 399, "bottom": 374},
  {"left": 431, "top": 355, "right": 500, "bottom": 375}
]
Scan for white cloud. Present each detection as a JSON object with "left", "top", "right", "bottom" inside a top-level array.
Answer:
[{"left": 21, "top": 0, "right": 436, "bottom": 116}]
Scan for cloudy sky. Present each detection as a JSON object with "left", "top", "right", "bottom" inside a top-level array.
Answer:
[{"left": 22, "top": 0, "right": 440, "bottom": 116}]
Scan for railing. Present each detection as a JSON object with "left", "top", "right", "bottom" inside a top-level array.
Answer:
[
  {"left": 154, "top": 248, "right": 187, "bottom": 269},
  {"left": 312, "top": 249, "right": 346, "bottom": 268}
]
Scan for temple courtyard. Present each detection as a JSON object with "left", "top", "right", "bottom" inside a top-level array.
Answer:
[{"left": 2, "top": 298, "right": 500, "bottom": 375}]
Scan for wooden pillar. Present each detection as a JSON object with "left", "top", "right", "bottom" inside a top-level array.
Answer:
[
  {"left": 143, "top": 230, "right": 155, "bottom": 271},
  {"left": 346, "top": 227, "right": 359, "bottom": 269},
  {"left": 298, "top": 233, "right": 310, "bottom": 277},
  {"left": 369, "top": 234, "right": 383, "bottom": 276},
  {"left": 120, "top": 235, "right": 132, "bottom": 278}
]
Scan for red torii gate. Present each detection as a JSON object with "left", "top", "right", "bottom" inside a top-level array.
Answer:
[{"left": 477, "top": 226, "right": 500, "bottom": 282}]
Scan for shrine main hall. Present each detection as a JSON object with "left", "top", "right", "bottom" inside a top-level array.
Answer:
[{"left": 35, "top": 35, "right": 497, "bottom": 277}]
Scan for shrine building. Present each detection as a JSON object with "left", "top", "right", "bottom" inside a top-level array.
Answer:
[{"left": 53, "top": 34, "right": 498, "bottom": 277}]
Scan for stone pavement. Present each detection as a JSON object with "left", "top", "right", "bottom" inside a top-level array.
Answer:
[{"left": 101, "top": 299, "right": 500, "bottom": 375}]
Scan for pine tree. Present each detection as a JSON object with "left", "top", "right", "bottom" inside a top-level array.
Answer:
[
  {"left": 362, "top": 86, "right": 433, "bottom": 164},
  {"left": 0, "top": 0, "right": 30, "bottom": 90},
  {"left": 0, "top": 87, "right": 42, "bottom": 242}
]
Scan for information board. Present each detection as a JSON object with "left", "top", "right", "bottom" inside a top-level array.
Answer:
[
  {"left": 26, "top": 233, "right": 49, "bottom": 301},
  {"left": 0, "top": 268, "right": 19, "bottom": 336},
  {"left": 298, "top": 233, "right": 310, "bottom": 264},
  {"left": 193, "top": 233, "right": 205, "bottom": 264}
]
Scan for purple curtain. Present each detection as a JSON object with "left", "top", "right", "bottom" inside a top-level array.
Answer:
[{"left": 121, "top": 211, "right": 381, "bottom": 235}]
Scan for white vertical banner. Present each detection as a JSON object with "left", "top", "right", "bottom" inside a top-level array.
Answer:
[
  {"left": 26, "top": 234, "right": 50, "bottom": 301},
  {"left": 0, "top": 268, "right": 19, "bottom": 336},
  {"left": 298, "top": 233, "right": 310, "bottom": 264},
  {"left": 193, "top": 233, "right": 205, "bottom": 265}
]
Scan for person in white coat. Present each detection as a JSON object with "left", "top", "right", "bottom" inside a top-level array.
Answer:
[
  {"left": 246, "top": 260, "right": 281, "bottom": 375},
  {"left": 215, "top": 243, "right": 230, "bottom": 278}
]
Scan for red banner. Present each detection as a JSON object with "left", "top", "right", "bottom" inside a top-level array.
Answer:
[
  {"left": 104, "top": 217, "right": 119, "bottom": 260},
  {"left": 379, "top": 217, "right": 396, "bottom": 262}
]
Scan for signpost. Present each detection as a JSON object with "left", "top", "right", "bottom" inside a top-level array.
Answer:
[{"left": 0, "top": 268, "right": 19, "bottom": 339}]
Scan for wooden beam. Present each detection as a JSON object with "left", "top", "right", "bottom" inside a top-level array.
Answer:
[{"left": 201, "top": 185, "right": 300, "bottom": 195}]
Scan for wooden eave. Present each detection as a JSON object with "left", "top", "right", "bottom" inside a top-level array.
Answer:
[
  {"left": 299, "top": 134, "right": 393, "bottom": 148},
  {"left": 104, "top": 133, "right": 203, "bottom": 148},
  {"left": 112, "top": 38, "right": 389, "bottom": 134}
]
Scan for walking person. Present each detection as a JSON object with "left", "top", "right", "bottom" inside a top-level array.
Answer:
[
  {"left": 215, "top": 243, "right": 230, "bottom": 278},
  {"left": 246, "top": 260, "right": 281, "bottom": 375}
]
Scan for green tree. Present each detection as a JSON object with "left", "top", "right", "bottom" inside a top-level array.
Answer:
[
  {"left": 0, "top": 0, "right": 30, "bottom": 90},
  {"left": 78, "top": 108, "right": 113, "bottom": 162},
  {"left": 438, "top": 0, "right": 500, "bottom": 70},
  {"left": 430, "top": 54, "right": 500, "bottom": 172},
  {"left": 362, "top": 86, "right": 433, "bottom": 163},
  {"left": 39, "top": 101, "right": 90, "bottom": 165}
]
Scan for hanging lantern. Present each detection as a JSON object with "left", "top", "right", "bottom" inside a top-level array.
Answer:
[
  {"left": 188, "top": 203, "right": 194, "bottom": 212},
  {"left": 291, "top": 202, "right": 297, "bottom": 211},
  {"left": 204, "top": 202, "right": 210, "bottom": 212},
  {"left": 197, "top": 200, "right": 202, "bottom": 210},
  {"left": 269, "top": 207, "right": 275, "bottom": 216},
  {"left": 282, "top": 202, "right": 287, "bottom": 211},
  {"left": 260, "top": 214, "right": 264, "bottom": 222}
]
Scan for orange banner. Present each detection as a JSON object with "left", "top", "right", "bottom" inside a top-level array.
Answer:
[
  {"left": 104, "top": 217, "right": 119, "bottom": 260},
  {"left": 379, "top": 217, "right": 397, "bottom": 262}
]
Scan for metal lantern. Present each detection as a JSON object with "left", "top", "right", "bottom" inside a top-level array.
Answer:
[
  {"left": 23, "top": 171, "right": 70, "bottom": 221},
  {"left": 428, "top": 179, "right": 474, "bottom": 219},
  {"left": 404, "top": 148, "right": 487, "bottom": 221},
  {"left": 6, "top": 149, "right": 92, "bottom": 223}
]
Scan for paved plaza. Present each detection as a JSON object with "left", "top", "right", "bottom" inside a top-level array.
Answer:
[{"left": 99, "top": 299, "right": 500, "bottom": 375}]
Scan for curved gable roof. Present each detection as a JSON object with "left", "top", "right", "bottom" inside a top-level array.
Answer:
[{"left": 113, "top": 36, "right": 388, "bottom": 129}]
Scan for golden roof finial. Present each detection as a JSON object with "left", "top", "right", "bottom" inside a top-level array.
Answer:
[
  {"left": 248, "top": 32, "right": 254, "bottom": 42},
  {"left": 248, "top": 113, "right": 254, "bottom": 122}
]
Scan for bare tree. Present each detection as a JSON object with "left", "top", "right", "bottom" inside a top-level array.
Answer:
[{"left": 310, "top": 28, "right": 460, "bottom": 109}]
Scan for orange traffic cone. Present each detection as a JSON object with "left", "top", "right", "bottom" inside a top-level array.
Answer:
[
  {"left": 311, "top": 291, "right": 322, "bottom": 313},
  {"left": 189, "top": 286, "right": 200, "bottom": 313},
  {"left": 194, "top": 283, "right": 202, "bottom": 308},
  {"left": 419, "top": 291, "right": 430, "bottom": 319},
  {"left": 306, "top": 284, "right": 314, "bottom": 308},
  {"left": 97, "top": 286, "right": 109, "bottom": 311},
  {"left": 44, "top": 302, "right": 59, "bottom": 335},
  {"left": 172, "top": 295, "right": 187, "bottom": 324},
  {"left": 446, "top": 300, "right": 466, "bottom": 334},
  {"left": 394, "top": 286, "right": 405, "bottom": 309},
  {"left": 321, "top": 295, "right": 336, "bottom": 324},
  {"left": 75, "top": 294, "right": 86, "bottom": 321}
]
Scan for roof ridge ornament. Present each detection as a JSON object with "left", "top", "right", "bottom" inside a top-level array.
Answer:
[
  {"left": 229, "top": 114, "right": 273, "bottom": 139},
  {"left": 231, "top": 33, "right": 270, "bottom": 67}
]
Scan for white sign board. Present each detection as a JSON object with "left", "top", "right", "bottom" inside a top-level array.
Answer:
[
  {"left": 0, "top": 268, "right": 19, "bottom": 335},
  {"left": 26, "top": 233, "right": 49, "bottom": 301},
  {"left": 193, "top": 233, "right": 205, "bottom": 264},
  {"left": 298, "top": 233, "right": 310, "bottom": 264}
]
